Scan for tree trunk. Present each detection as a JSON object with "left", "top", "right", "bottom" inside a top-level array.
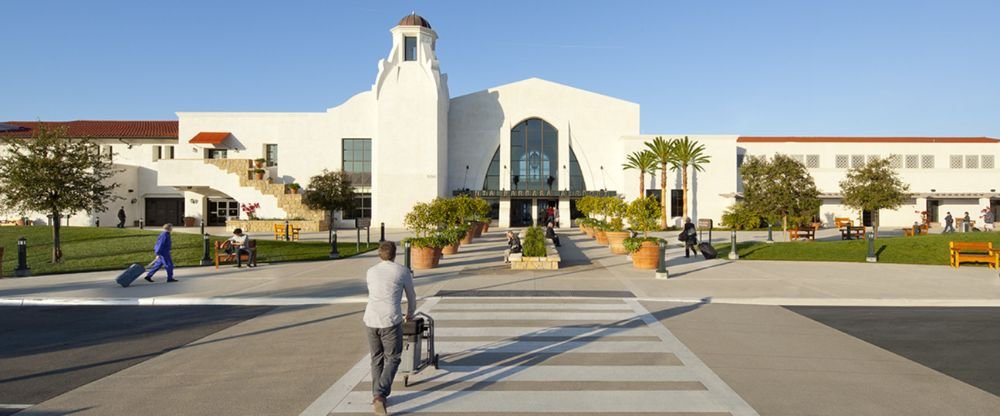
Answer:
[
  {"left": 638, "top": 170, "right": 645, "bottom": 200},
  {"left": 660, "top": 163, "right": 668, "bottom": 229},
  {"left": 52, "top": 211, "right": 63, "bottom": 263},
  {"left": 782, "top": 214, "right": 788, "bottom": 233},
  {"left": 681, "top": 163, "right": 689, "bottom": 220},
  {"left": 874, "top": 210, "right": 880, "bottom": 239}
]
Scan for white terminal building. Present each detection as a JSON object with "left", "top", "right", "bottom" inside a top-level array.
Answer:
[{"left": 3, "top": 14, "right": 999, "bottom": 230}]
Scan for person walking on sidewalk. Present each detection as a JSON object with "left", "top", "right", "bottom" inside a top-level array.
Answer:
[
  {"left": 983, "top": 208, "right": 995, "bottom": 232},
  {"left": 144, "top": 223, "right": 177, "bottom": 283},
  {"left": 682, "top": 217, "right": 698, "bottom": 258},
  {"left": 964, "top": 212, "right": 972, "bottom": 232},
  {"left": 117, "top": 207, "right": 126, "bottom": 228},
  {"left": 943, "top": 212, "right": 955, "bottom": 233},
  {"left": 364, "top": 241, "right": 416, "bottom": 416}
]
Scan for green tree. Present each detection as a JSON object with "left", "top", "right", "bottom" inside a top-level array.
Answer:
[
  {"left": 622, "top": 150, "right": 658, "bottom": 199},
  {"left": 740, "top": 154, "right": 821, "bottom": 233},
  {"left": 625, "top": 196, "right": 661, "bottom": 237},
  {"left": 840, "top": 156, "right": 910, "bottom": 238},
  {"left": 302, "top": 170, "right": 355, "bottom": 233},
  {"left": 644, "top": 136, "right": 675, "bottom": 229},
  {"left": 0, "top": 125, "right": 120, "bottom": 263},
  {"left": 668, "top": 136, "right": 711, "bottom": 220}
]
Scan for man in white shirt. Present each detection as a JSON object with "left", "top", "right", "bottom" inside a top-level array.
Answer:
[
  {"left": 364, "top": 241, "right": 416, "bottom": 415},
  {"left": 226, "top": 228, "right": 256, "bottom": 268}
]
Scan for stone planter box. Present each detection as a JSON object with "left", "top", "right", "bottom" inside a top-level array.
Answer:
[
  {"left": 226, "top": 219, "right": 329, "bottom": 233},
  {"left": 510, "top": 231, "right": 561, "bottom": 270}
]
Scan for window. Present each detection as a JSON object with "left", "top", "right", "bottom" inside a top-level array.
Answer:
[
  {"left": 736, "top": 153, "right": 746, "bottom": 169},
  {"left": 265, "top": 144, "right": 278, "bottom": 167},
  {"left": 165, "top": 145, "right": 175, "bottom": 160},
  {"left": 569, "top": 147, "right": 585, "bottom": 191},
  {"left": 789, "top": 154, "right": 804, "bottom": 164},
  {"left": 835, "top": 155, "right": 848, "bottom": 169},
  {"left": 950, "top": 155, "right": 963, "bottom": 169},
  {"left": 965, "top": 155, "right": 979, "bottom": 169},
  {"left": 806, "top": 155, "right": 819, "bottom": 168},
  {"left": 905, "top": 155, "right": 918, "bottom": 169},
  {"left": 670, "top": 189, "right": 683, "bottom": 218},
  {"left": 921, "top": 155, "right": 934, "bottom": 169},
  {"left": 983, "top": 155, "right": 995, "bottom": 169},
  {"left": 889, "top": 154, "right": 901, "bottom": 168},
  {"left": 510, "top": 118, "right": 558, "bottom": 191},
  {"left": 152, "top": 145, "right": 162, "bottom": 162},
  {"left": 206, "top": 149, "right": 227, "bottom": 159},
  {"left": 866, "top": 155, "right": 878, "bottom": 164},
  {"left": 404, "top": 36, "right": 417, "bottom": 61},
  {"left": 344, "top": 193, "right": 372, "bottom": 220},
  {"left": 342, "top": 139, "right": 372, "bottom": 188},
  {"left": 483, "top": 148, "right": 500, "bottom": 190},
  {"left": 102, "top": 145, "right": 114, "bottom": 162},
  {"left": 851, "top": 155, "right": 865, "bottom": 168}
]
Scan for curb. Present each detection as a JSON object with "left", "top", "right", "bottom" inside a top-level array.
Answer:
[{"left": 0, "top": 296, "right": 369, "bottom": 307}]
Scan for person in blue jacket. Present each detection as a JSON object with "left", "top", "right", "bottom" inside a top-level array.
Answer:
[{"left": 144, "top": 223, "right": 178, "bottom": 283}]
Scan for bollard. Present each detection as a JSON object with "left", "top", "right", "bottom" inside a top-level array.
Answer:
[
  {"left": 200, "top": 220, "right": 205, "bottom": 237},
  {"left": 96, "top": 218, "right": 100, "bottom": 228},
  {"left": 284, "top": 220, "right": 290, "bottom": 241},
  {"left": 367, "top": 226, "right": 371, "bottom": 246},
  {"left": 356, "top": 227, "right": 361, "bottom": 253},
  {"left": 866, "top": 231, "right": 877, "bottom": 262},
  {"left": 655, "top": 239, "right": 669, "bottom": 279},
  {"left": 845, "top": 224, "right": 852, "bottom": 240},
  {"left": 404, "top": 241, "right": 412, "bottom": 273},
  {"left": 728, "top": 229, "right": 739, "bottom": 260},
  {"left": 15, "top": 237, "right": 30, "bottom": 277},
  {"left": 379, "top": 222, "right": 385, "bottom": 243},
  {"left": 913, "top": 221, "right": 920, "bottom": 236},
  {"left": 329, "top": 231, "right": 340, "bottom": 259},
  {"left": 201, "top": 233, "right": 212, "bottom": 266},
  {"left": 766, "top": 223, "right": 774, "bottom": 244},
  {"left": 139, "top": 218, "right": 144, "bottom": 230}
]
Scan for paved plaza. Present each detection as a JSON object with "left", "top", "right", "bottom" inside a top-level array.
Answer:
[{"left": 2, "top": 229, "right": 1000, "bottom": 415}]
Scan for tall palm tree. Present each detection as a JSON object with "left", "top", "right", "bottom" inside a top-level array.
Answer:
[
  {"left": 644, "top": 136, "right": 675, "bottom": 229},
  {"left": 622, "top": 150, "right": 658, "bottom": 199},
  {"left": 668, "top": 136, "right": 711, "bottom": 219}
]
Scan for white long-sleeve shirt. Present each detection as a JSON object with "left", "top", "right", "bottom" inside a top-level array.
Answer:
[{"left": 363, "top": 260, "right": 416, "bottom": 328}]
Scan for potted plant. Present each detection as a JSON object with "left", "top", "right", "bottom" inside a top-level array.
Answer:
[
  {"left": 624, "top": 196, "right": 663, "bottom": 269},
  {"left": 576, "top": 196, "right": 598, "bottom": 235},
  {"left": 241, "top": 202, "right": 261, "bottom": 220},
  {"left": 599, "top": 196, "right": 629, "bottom": 252},
  {"left": 183, "top": 216, "right": 196, "bottom": 227},
  {"left": 254, "top": 158, "right": 266, "bottom": 168},
  {"left": 440, "top": 224, "right": 467, "bottom": 255},
  {"left": 472, "top": 197, "right": 491, "bottom": 235},
  {"left": 404, "top": 201, "right": 447, "bottom": 269},
  {"left": 285, "top": 182, "right": 301, "bottom": 194},
  {"left": 253, "top": 168, "right": 265, "bottom": 180}
]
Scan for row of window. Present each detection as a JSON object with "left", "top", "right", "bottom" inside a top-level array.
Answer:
[{"left": 743, "top": 153, "right": 997, "bottom": 171}]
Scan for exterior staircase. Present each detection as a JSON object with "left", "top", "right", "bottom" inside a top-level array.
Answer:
[{"left": 205, "top": 159, "right": 327, "bottom": 229}]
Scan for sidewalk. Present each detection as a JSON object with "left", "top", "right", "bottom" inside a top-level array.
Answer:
[{"left": 2, "top": 228, "right": 999, "bottom": 307}]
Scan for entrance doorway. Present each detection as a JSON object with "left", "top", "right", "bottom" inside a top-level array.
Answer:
[
  {"left": 926, "top": 199, "right": 941, "bottom": 223},
  {"left": 510, "top": 199, "right": 533, "bottom": 227},
  {"left": 145, "top": 198, "right": 184, "bottom": 227},
  {"left": 207, "top": 199, "right": 239, "bottom": 226}
]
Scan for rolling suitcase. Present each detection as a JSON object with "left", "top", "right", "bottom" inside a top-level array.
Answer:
[
  {"left": 698, "top": 242, "right": 717, "bottom": 260},
  {"left": 116, "top": 263, "right": 146, "bottom": 287}
]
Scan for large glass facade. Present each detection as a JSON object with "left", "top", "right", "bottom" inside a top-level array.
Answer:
[
  {"left": 343, "top": 138, "right": 371, "bottom": 219},
  {"left": 483, "top": 148, "right": 500, "bottom": 190},
  {"left": 510, "top": 118, "right": 558, "bottom": 191}
]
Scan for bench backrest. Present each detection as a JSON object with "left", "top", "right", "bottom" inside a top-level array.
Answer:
[
  {"left": 834, "top": 217, "right": 852, "bottom": 227},
  {"left": 950, "top": 241, "right": 992, "bottom": 251}
]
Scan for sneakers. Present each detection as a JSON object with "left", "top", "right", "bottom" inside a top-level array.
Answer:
[
  {"left": 167, "top": 278, "right": 178, "bottom": 283},
  {"left": 144, "top": 276, "right": 154, "bottom": 283},
  {"left": 373, "top": 396, "right": 388, "bottom": 415}
]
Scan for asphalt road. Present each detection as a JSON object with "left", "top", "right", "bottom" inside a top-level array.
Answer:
[
  {"left": 0, "top": 306, "right": 273, "bottom": 415},
  {"left": 788, "top": 306, "right": 1000, "bottom": 396}
]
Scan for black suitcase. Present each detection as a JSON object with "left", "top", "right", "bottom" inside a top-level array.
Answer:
[
  {"left": 698, "top": 242, "right": 717, "bottom": 260},
  {"left": 116, "top": 263, "right": 146, "bottom": 287}
]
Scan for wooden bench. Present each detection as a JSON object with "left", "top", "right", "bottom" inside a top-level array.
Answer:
[
  {"left": 215, "top": 240, "right": 257, "bottom": 269},
  {"left": 840, "top": 226, "right": 866, "bottom": 240},
  {"left": 949, "top": 241, "right": 998, "bottom": 269},
  {"left": 834, "top": 217, "right": 853, "bottom": 228},
  {"left": 902, "top": 224, "right": 929, "bottom": 236},
  {"left": 272, "top": 223, "right": 301, "bottom": 241},
  {"left": 788, "top": 228, "right": 816, "bottom": 241}
]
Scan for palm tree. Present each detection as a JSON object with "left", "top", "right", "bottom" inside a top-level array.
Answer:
[
  {"left": 644, "top": 136, "right": 675, "bottom": 229},
  {"left": 622, "top": 150, "right": 658, "bottom": 199},
  {"left": 668, "top": 136, "right": 711, "bottom": 219}
]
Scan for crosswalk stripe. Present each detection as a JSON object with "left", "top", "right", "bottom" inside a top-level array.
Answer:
[
  {"left": 434, "top": 326, "right": 654, "bottom": 338},
  {"left": 431, "top": 303, "right": 633, "bottom": 311},
  {"left": 360, "top": 365, "right": 698, "bottom": 383},
  {"left": 435, "top": 340, "right": 668, "bottom": 354},
  {"left": 430, "top": 311, "right": 636, "bottom": 321}
]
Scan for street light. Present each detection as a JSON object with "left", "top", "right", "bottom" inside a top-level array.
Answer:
[
  {"left": 15, "top": 237, "right": 30, "bottom": 277},
  {"left": 728, "top": 230, "right": 739, "bottom": 260}
]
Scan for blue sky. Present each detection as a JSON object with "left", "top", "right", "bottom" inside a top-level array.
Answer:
[{"left": 2, "top": 0, "right": 998, "bottom": 136}]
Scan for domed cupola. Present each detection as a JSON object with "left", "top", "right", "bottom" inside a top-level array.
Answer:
[{"left": 398, "top": 13, "right": 432, "bottom": 29}]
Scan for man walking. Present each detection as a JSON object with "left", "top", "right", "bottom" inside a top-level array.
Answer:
[
  {"left": 983, "top": 208, "right": 995, "bottom": 232},
  {"left": 364, "top": 241, "right": 416, "bottom": 415},
  {"left": 943, "top": 212, "right": 955, "bottom": 233},
  {"left": 117, "top": 207, "right": 126, "bottom": 228},
  {"left": 144, "top": 223, "right": 177, "bottom": 283}
]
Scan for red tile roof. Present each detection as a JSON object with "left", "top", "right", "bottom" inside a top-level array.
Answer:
[
  {"left": 737, "top": 136, "right": 1000, "bottom": 143},
  {"left": 189, "top": 132, "right": 231, "bottom": 145},
  {"left": 0, "top": 120, "right": 178, "bottom": 139}
]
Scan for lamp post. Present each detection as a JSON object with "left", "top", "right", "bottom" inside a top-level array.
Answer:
[
  {"left": 284, "top": 220, "right": 290, "bottom": 241},
  {"left": 200, "top": 233, "right": 212, "bottom": 266},
  {"left": 728, "top": 230, "right": 739, "bottom": 260},
  {"left": 655, "top": 239, "right": 669, "bottom": 279},
  {"left": 865, "top": 231, "right": 877, "bottom": 262},
  {"left": 356, "top": 227, "right": 361, "bottom": 253},
  {"left": 139, "top": 217, "right": 144, "bottom": 230},
  {"left": 329, "top": 230, "right": 340, "bottom": 259},
  {"left": 379, "top": 222, "right": 385, "bottom": 243},
  {"left": 14, "top": 237, "right": 30, "bottom": 277},
  {"left": 766, "top": 222, "right": 774, "bottom": 244}
]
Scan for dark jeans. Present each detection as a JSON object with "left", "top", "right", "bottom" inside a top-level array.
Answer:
[
  {"left": 549, "top": 236, "right": 560, "bottom": 247},
  {"left": 236, "top": 248, "right": 255, "bottom": 267},
  {"left": 367, "top": 324, "right": 403, "bottom": 399},
  {"left": 685, "top": 241, "right": 699, "bottom": 258}
]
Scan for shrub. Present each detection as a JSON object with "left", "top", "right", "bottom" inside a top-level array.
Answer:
[
  {"left": 404, "top": 235, "right": 447, "bottom": 249},
  {"left": 472, "top": 197, "right": 491, "bottom": 222},
  {"left": 439, "top": 224, "right": 468, "bottom": 245},
  {"left": 626, "top": 196, "right": 661, "bottom": 237},
  {"left": 522, "top": 227, "right": 546, "bottom": 257},
  {"left": 577, "top": 195, "right": 599, "bottom": 219},
  {"left": 623, "top": 236, "right": 662, "bottom": 253},
  {"left": 721, "top": 202, "right": 763, "bottom": 230}
]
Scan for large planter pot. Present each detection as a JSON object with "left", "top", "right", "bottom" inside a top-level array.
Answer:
[
  {"left": 595, "top": 230, "right": 609, "bottom": 245},
  {"left": 411, "top": 246, "right": 440, "bottom": 270},
  {"left": 441, "top": 241, "right": 460, "bottom": 255},
  {"left": 606, "top": 231, "right": 631, "bottom": 254},
  {"left": 583, "top": 225, "right": 594, "bottom": 237},
  {"left": 631, "top": 241, "right": 661, "bottom": 269},
  {"left": 461, "top": 230, "right": 475, "bottom": 244},
  {"left": 472, "top": 222, "right": 484, "bottom": 238},
  {"left": 183, "top": 216, "right": 196, "bottom": 227},
  {"left": 482, "top": 222, "right": 490, "bottom": 233}
]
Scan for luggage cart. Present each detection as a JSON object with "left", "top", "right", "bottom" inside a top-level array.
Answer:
[{"left": 399, "top": 312, "right": 439, "bottom": 387}]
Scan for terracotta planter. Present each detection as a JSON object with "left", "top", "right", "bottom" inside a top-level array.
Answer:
[
  {"left": 606, "top": 231, "right": 631, "bottom": 254},
  {"left": 482, "top": 222, "right": 490, "bottom": 233},
  {"left": 183, "top": 216, "right": 196, "bottom": 227},
  {"left": 441, "top": 241, "right": 460, "bottom": 255},
  {"left": 472, "top": 222, "right": 484, "bottom": 238},
  {"left": 461, "top": 230, "right": 475, "bottom": 244},
  {"left": 254, "top": 172, "right": 264, "bottom": 180},
  {"left": 581, "top": 225, "right": 592, "bottom": 237},
  {"left": 411, "top": 246, "right": 440, "bottom": 269},
  {"left": 595, "top": 230, "right": 609, "bottom": 245},
  {"left": 631, "top": 241, "right": 661, "bottom": 269}
]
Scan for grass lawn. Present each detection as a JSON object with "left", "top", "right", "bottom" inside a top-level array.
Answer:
[
  {"left": 0, "top": 226, "right": 378, "bottom": 277},
  {"left": 712, "top": 232, "right": 1000, "bottom": 265}
]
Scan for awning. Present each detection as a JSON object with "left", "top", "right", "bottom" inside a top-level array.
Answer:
[{"left": 188, "top": 132, "right": 231, "bottom": 145}]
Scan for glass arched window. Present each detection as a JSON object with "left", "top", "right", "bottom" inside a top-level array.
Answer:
[
  {"left": 483, "top": 148, "right": 500, "bottom": 190},
  {"left": 511, "top": 118, "right": 558, "bottom": 191}
]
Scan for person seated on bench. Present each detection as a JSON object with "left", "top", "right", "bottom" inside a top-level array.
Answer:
[
  {"left": 504, "top": 230, "right": 522, "bottom": 263},
  {"left": 225, "top": 228, "right": 256, "bottom": 268},
  {"left": 545, "top": 222, "right": 561, "bottom": 247}
]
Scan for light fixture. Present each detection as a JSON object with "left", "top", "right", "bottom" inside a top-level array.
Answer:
[
  {"left": 930, "top": 189, "right": 936, "bottom": 192},
  {"left": 189, "top": 198, "right": 199, "bottom": 204}
]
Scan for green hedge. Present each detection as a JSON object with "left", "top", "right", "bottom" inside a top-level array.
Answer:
[{"left": 523, "top": 227, "right": 547, "bottom": 257}]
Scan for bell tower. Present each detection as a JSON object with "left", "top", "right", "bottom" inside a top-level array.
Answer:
[{"left": 371, "top": 13, "right": 450, "bottom": 227}]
